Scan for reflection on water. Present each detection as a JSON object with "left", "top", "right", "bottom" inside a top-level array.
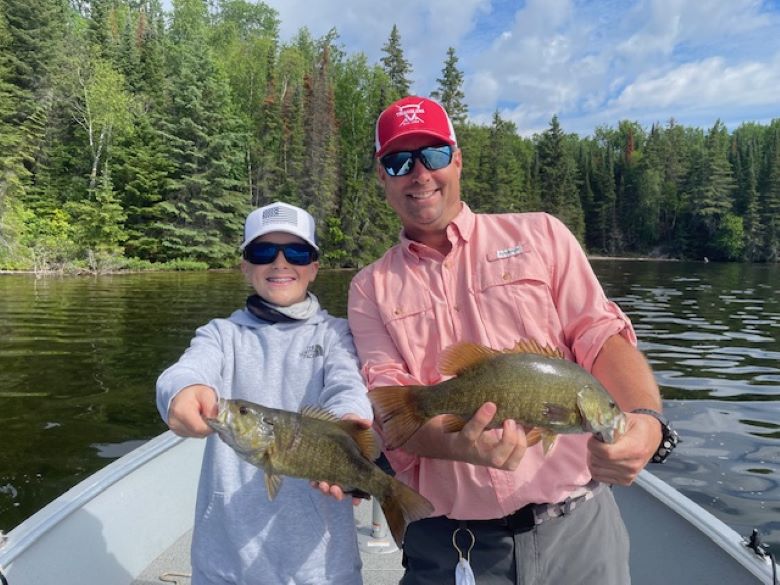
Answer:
[
  {"left": 0, "top": 261, "right": 778, "bottom": 551},
  {"left": 594, "top": 260, "right": 780, "bottom": 549}
]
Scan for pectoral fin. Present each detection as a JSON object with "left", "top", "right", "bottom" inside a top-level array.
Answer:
[
  {"left": 526, "top": 427, "right": 543, "bottom": 447},
  {"left": 541, "top": 430, "right": 558, "bottom": 455},
  {"left": 264, "top": 472, "right": 283, "bottom": 500},
  {"left": 542, "top": 403, "right": 571, "bottom": 424}
]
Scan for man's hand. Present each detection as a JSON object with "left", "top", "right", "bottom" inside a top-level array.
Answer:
[
  {"left": 403, "top": 402, "right": 529, "bottom": 470},
  {"left": 587, "top": 411, "right": 662, "bottom": 485},
  {"left": 167, "top": 384, "right": 218, "bottom": 438},
  {"left": 312, "top": 414, "right": 373, "bottom": 506}
]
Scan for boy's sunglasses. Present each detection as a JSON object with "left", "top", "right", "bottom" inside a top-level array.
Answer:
[
  {"left": 380, "top": 145, "right": 453, "bottom": 177},
  {"left": 243, "top": 242, "right": 319, "bottom": 266}
]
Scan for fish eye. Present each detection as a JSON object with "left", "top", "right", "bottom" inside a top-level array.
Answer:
[{"left": 239, "top": 406, "right": 249, "bottom": 415}]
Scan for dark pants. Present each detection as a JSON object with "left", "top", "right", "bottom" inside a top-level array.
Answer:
[{"left": 400, "top": 487, "right": 630, "bottom": 585}]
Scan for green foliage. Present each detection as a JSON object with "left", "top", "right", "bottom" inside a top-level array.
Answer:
[
  {"left": 431, "top": 47, "right": 467, "bottom": 124},
  {"left": 380, "top": 24, "right": 412, "bottom": 98},
  {"left": 0, "top": 0, "right": 778, "bottom": 271}
]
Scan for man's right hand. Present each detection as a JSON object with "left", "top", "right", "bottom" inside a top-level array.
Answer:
[
  {"left": 166, "top": 384, "right": 218, "bottom": 438},
  {"left": 403, "top": 402, "right": 528, "bottom": 470}
]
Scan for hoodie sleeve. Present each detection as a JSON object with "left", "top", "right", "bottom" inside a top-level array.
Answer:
[
  {"left": 317, "top": 317, "right": 373, "bottom": 421},
  {"left": 156, "top": 320, "right": 226, "bottom": 423}
]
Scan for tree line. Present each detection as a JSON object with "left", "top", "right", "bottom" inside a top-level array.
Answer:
[{"left": 1, "top": 0, "right": 778, "bottom": 272}]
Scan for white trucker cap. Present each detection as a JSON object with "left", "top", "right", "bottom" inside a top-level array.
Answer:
[{"left": 240, "top": 202, "right": 319, "bottom": 251}]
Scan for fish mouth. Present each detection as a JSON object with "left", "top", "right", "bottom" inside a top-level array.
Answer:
[
  {"left": 204, "top": 398, "right": 231, "bottom": 433},
  {"left": 589, "top": 413, "right": 627, "bottom": 443}
]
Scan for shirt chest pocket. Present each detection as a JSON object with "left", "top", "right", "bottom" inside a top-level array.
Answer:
[
  {"left": 474, "top": 257, "right": 560, "bottom": 347},
  {"left": 378, "top": 298, "right": 439, "bottom": 377}
]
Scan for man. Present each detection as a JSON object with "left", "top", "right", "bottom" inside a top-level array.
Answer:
[{"left": 347, "top": 96, "right": 677, "bottom": 584}]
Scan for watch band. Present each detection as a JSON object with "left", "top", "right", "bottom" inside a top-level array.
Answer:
[{"left": 631, "top": 408, "right": 680, "bottom": 464}]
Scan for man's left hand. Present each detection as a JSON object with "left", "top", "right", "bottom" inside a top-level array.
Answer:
[{"left": 586, "top": 411, "right": 662, "bottom": 485}]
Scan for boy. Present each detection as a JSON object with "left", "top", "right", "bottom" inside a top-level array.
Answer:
[{"left": 157, "top": 201, "right": 372, "bottom": 585}]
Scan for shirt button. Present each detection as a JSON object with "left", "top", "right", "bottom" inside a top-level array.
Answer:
[
  {"left": 394, "top": 308, "right": 403, "bottom": 315},
  {"left": 443, "top": 261, "right": 451, "bottom": 269},
  {"left": 502, "top": 272, "right": 511, "bottom": 281}
]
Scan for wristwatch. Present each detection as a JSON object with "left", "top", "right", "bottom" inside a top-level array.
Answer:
[{"left": 631, "top": 408, "right": 680, "bottom": 464}]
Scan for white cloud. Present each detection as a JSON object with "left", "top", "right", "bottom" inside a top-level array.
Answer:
[
  {"left": 610, "top": 55, "right": 780, "bottom": 110},
  {"left": 159, "top": 0, "right": 780, "bottom": 136}
]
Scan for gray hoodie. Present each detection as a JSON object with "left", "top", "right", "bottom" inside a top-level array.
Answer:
[{"left": 157, "top": 307, "right": 372, "bottom": 585}]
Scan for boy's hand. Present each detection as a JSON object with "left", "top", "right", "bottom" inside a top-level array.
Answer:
[
  {"left": 167, "top": 384, "right": 218, "bottom": 438},
  {"left": 312, "top": 413, "right": 373, "bottom": 506}
]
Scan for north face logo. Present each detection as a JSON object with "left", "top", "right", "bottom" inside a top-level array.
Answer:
[{"left": 300, "top": 344, "right": 324, "bottom": 358}]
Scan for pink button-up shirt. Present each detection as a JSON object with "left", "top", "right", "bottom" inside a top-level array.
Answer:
[{"left": 347, "top": 204, "right": 636, "bottom": 520}]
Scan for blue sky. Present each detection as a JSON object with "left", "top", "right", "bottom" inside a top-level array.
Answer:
[{"left": 192, "top": 0, "right": 780, "bottom": 137}]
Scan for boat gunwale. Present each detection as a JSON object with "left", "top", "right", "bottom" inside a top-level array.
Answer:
[
  {"left": 635, "top": 469, "right": 777, "bottom": 582},
  {"left": 0, "top": 431, "right": 186, "bottom": 567}
]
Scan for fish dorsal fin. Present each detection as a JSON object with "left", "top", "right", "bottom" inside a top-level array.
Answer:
[
  {"left": 300, "top": 405, "right": 340, "bottom": 422},
  {"left": 507, "top": 339, "right": 564, "bottom": 359},
  {"left": 338, "top": 421, "right": 381, "bottom": 460},
  {"left": 439, "top": 342, "right": 502, "bottom": 376}
]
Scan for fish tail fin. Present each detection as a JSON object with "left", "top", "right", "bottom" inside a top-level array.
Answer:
[
  {"left": 369, "top": 385, "right": 426, "bottom": 450},
  {"left": 380, "top": 478, "right": 435, "bottom": 548}
]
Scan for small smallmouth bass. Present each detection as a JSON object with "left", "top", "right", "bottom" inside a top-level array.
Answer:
[
  {"left": 370, "top": 340, "right": 627, "bottom": 452},
  {"left": 205, "top": 398, "right": 434, "bottom": 547}
]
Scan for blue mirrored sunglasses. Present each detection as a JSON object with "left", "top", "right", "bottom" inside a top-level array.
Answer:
[
  {"left": 243, "top": 241, "right": 318, "bottom": 266},
  {"left": 380, "top": 145, "right": 454, "bottom": 177}
]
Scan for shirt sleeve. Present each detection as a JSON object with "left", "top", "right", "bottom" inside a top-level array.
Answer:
[
  {"left": 348, "top": 271, "right": 421, "bottom": 474},
  {"left": 541, "top": 214, "right": 637, "bottom": 371},
  {"left": 318, "top": 318, "right": 374, "bottom": 421},
  {"left": 155, "top": 320, "right": 225, "bottom": 423}
]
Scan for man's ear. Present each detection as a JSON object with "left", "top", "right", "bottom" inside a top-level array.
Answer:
[{"left": 376, "top": 161, "right": 386, "bottom": 187}]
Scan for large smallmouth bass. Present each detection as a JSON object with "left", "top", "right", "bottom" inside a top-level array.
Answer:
[
  {"left": 205, "top": 398, "right": 434, "bottom": 547},
  {"left": 370, "top": 340, "right": 627, "bottom": 452}
]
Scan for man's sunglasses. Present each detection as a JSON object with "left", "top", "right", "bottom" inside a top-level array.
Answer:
[
  {"left": 380, "top": 145, "right": 453, "bottom": 177},
  {"left": 243, "top": 242, "right": 319, "bottom": 266}
]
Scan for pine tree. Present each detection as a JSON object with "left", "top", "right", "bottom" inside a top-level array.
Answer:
[
  {"left": 380, "top": 24, "right": 411, "bottom": 98},
  {"left": 758, "top": 123, "right": 780, "bottom": 261},
  {"left": 149, "top": 0, "right": 246, "bottom": 265},
  {"left": 536, "top": 115, "right": 584, "bottom": 240},
  {"left": 431, "top": 47, "right": 467, "bottom": 124},
  {"left": 301, "top": 39, "right": 339, "bottom": 224},
  {"left": 332, "top": 56, "right": 399, "bottom": 266}
]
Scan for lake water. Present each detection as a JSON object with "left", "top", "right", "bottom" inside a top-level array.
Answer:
[{"left": 0, "top": 261, "right": 778, "bottom": 552}]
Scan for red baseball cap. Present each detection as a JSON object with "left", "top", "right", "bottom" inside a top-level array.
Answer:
[{"left": 374, "top": 96, "right": 457, "bottom": 158}]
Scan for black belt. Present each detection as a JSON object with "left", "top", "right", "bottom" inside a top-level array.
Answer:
[
  {"left": 457, "top": 482, "right": 602, "bottom": 534},
  {"left": 460, "top": 502, "right": 536, "bottom": 533}
]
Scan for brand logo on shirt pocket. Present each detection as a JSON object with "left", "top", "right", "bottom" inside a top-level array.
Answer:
[{"left": 494, "top": 244, "right": 524, "bottom": 260}]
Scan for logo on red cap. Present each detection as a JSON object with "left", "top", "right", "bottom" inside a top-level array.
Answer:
[
  {"left": 375, "top": 96, "right": 457, "bottom": 158},
  {"left": 396, "top": 101, "right": 427, "bottom": 126}
]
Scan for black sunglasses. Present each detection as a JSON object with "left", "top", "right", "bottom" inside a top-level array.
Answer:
[
  {"left": 243, "top": 241, "right": 319, "bottom": 266},
  {"left": 380, "top": 145, "right": 453, "bottom": 177}
]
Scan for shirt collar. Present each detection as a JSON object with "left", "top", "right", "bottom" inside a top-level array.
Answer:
[{"left": 400, "top": 203, "right": 475, "bottom": 260}]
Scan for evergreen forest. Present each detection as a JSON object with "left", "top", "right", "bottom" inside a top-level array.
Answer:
[{"left": 1, "top": 0, "right": 779, "bottom": 272}]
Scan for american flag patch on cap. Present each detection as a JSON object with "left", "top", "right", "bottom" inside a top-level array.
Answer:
[{"left": 262, "top": 204, "right": 297, "bottom": 226}]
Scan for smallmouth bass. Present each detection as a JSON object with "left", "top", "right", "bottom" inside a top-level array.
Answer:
[
  {"left": 369, "top": 340, "right": 627, "bottom": 452},
  {"left": 205, "top": 398, "right": 434, "bottom": 547}
]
